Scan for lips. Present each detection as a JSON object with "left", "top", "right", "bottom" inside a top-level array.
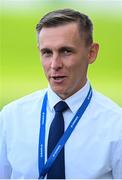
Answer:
[
  {"left": 53, "top": 76, "right": 66, "bottom": 80},
  {"left": 51, "top": 75, "right": 67, "bottom": 83}
]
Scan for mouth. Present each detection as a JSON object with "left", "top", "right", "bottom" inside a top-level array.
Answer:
[{"left": 51, "top": 76, "right": 67, "bottom": 83}]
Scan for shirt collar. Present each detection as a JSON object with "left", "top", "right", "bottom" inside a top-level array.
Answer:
[{"left": 47, "top": 80, "right": 90, "bottom": 114}]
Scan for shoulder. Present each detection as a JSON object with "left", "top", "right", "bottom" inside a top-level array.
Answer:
[
  {"left": 93, "top": 91, "right": 122, "bottom": 122},
  {"left": 94, "top": 90, "right": 122, "bottom": 111},
  {"left": 93, "top": 90, "right": 122, "bottom": 113},
  {"left": 91, "top": 90, "right": 122, "bottom": 139},
  {"left": 0, "top": 89, "right": 47, "bottom": 115}
]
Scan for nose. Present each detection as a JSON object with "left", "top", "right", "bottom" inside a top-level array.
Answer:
[{"left": 51, "top": 54, "right": 63, "bottom": 70}]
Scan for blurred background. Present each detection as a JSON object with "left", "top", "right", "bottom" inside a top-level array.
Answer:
[{"left": 0, "top": 0, "right": 122, "bottom": 109}]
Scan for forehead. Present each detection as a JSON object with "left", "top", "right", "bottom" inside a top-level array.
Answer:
[{"left": 38, "top": 23, "right": 83, "bottom": 48}]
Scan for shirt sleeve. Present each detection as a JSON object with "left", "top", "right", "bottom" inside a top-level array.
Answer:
[
  {"left": 111, "top": 115, "right": 122, "bottom": 178},
  {"left": 0, "top": 110, "right": 12, "bottom": 178}
]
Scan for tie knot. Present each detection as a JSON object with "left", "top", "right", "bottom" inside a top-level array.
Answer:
[{"left": 54, "top": 101, "right": 68, "bottom": 112}]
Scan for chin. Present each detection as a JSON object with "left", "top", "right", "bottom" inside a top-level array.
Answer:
[
  {"left": 52, "top": 87, "right": 66, "bottom": 98},
  {"left": 53, "top": 88, "right": 64, "bottom": 95}
]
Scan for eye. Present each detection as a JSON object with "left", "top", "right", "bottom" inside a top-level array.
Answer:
[
  {"left": 41, "top": 49, "right": 52, "bottom": 58},
  {"left": 60, "top": 47, "right": 73, "bottom": 56},
  {"left": 64, "top": 49, "right": 72, "bottom": 55}
]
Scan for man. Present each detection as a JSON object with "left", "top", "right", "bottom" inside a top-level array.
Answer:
[{"left": 0, "top": 9, "right": 122, "bottom": 179}]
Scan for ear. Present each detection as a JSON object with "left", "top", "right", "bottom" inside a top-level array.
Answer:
[{"left": 88, "top": 43, "right": 99, "bottom": 64}]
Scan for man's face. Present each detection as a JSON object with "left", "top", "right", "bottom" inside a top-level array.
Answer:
[{"left": 38, "top": 23, "right": 95, "bottom": 99}]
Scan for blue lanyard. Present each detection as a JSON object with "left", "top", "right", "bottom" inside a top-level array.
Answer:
[{"left": 38, "top": 86, "right": 93, "bottom": 179}]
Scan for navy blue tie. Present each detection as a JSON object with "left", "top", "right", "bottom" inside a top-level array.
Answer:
[{"left": 47, "top": 101, "right": 68, "bottom": 179}]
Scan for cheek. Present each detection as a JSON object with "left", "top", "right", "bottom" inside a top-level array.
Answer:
[
  {"left": 41, "top": 62, "right": 50, "bottom": 79},
  {"left": 69, "top": 60, "right": 87, "bottom": 78},
  {"left": 42, "top": 59, "right": 50, "bottom": 72}
]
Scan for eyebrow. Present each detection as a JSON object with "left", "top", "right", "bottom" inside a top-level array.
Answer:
[
  {"left": 59, "top": 46, "right": 76, "bottom": 52},
  {"left": 40, "top": 48, "right": 52, "bottom": 53},
  {"left": 40, "top": 46, "right": 76, "bottom": 53}
]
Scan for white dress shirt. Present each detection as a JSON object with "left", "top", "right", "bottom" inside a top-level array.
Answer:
[{"left": 0, "top": 81, "right": 122, "bottom": 179}]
